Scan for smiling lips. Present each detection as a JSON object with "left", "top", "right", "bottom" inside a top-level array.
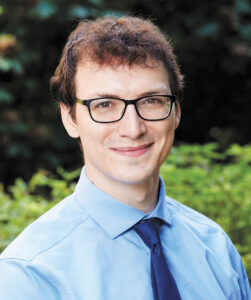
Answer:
[{"left": 111, "top": 143, "right": 153, "bottom": 157}]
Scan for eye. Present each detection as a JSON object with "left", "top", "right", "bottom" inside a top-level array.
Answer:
[
  {"left": 92, "top": 99, "right": 114, "bottom": 110},
  {"left": 147, "top": 98, "right": 162, "bottom": 104},
  {"left": 140, "top": 96, "right": 165, "bottom": 105},
  {"left": 98, "top": 101, "right": 112, "bottom": 108}
]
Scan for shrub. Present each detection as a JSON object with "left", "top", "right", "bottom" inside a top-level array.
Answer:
[{"left": 0, "top": 143, "right": 250, "bottom": 280}]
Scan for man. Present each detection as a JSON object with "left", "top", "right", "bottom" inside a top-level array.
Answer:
[{"left": 0, "top": 16, "right": 250, "bottom": 300}]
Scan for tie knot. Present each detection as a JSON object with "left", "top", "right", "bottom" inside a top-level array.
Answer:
[{"left": 134, "top": 218, "right": 161, "bottom": 249}]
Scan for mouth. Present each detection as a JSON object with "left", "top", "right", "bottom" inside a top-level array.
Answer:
[{"left": 111, "top": 143, "right": 154, "bottom": 157}]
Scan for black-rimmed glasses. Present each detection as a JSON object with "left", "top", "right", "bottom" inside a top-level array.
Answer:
[{"left": 76, "top": 95, "right": 176, "bottom": 123}]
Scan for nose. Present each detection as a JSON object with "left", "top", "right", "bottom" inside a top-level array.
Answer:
[{"left": 117, "top": 103, "right": 146, "bottom": 139}]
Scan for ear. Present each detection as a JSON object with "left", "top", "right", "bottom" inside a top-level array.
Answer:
[
  {"left": 60, "top": 103, "right": 80, "bottom": 138},
  {"left": 174, "top": 102, "right": 181, "bottom": 129}
]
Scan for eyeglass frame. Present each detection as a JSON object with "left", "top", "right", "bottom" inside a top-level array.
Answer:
[{"left": 75, "top": 94, "right": 177, "bottom": 123}]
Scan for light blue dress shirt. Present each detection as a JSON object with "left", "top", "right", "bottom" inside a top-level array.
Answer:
[{"left": 0, "top": 167, "right": 250, "bottom": 300}]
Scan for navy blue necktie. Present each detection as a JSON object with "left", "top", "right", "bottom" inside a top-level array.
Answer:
[{"left": 134, "top": 218, "right": 181, "bottom": 300}]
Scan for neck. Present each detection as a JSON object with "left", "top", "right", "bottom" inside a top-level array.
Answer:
[{"left": 85, "top": 167, "right": 160, "bottom": 213}]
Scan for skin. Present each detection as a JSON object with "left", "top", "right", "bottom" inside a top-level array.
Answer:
[{"left": 60, "top": 60, "right": 181, "bottom": 213}]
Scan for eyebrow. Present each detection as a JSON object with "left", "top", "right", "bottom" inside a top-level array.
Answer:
[
  {"left": 90, "top": 88, "right": 171, "bottom": 100},
  {"left": 138, "top": 88, "right": 171, "bottom": 98}
]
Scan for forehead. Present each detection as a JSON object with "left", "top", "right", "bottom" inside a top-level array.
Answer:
[{"left": 75, "top": 59, "right": 171, "bottom": 99}]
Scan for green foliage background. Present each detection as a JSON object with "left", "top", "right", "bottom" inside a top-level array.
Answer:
[
  {"left": 1, "top": 144, "right": 250, "bottom": 281},
  {"left": 1, "top": 0, "right": 251, "bottom": 185}
]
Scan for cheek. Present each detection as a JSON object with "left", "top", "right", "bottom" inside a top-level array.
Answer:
[
  {"left": 157, "top": 123, "right": 175, "bottom": 154},
  {"left": 78, "top": 123, "right": 111, "bottom": 153},
  {"left": 154, "top": 118, "right": 175, "bottom": 140}
]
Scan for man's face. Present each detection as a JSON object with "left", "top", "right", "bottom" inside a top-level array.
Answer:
[{"left": 61, "top": 60, "right": 180, "bottom": 187}]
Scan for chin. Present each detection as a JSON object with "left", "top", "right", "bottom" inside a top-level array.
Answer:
[{"left": 109, "top": 167, "right": 157, "bottom": 186}]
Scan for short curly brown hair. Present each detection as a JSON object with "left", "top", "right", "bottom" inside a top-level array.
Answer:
[{"left": 50, "top": 16, "right": 184, "bottom": 115}]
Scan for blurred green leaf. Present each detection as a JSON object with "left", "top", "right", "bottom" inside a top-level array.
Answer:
[
  {"left": 0, "top": 57, "right": 22, "bottom": 73},
  {"left": 30, "top": 1, "right": 57, "bottom": 19},
  {"left": 240, "top": 25, "right": 251, "bottom": 41},
  {"left": 102, "top": 9, "right": 126, "bottom": 17},
  {"left": 6, "top": 143, "right": 31, "bottom": 158},
  {"left": 0, "top": 5, "right": 4, "bottom": 15},
  {"left": 89, "top": 0, "right": 102, "bottom": 6},
  {"left": 0, "top": 57, "right": 12, "bottom": 71},
  {"left": 69, "top": 5, "right": 90, "bottom": 18},
  {"left": 235, "top": 0, "right": 251, "bottom": 14},
  {"left": 69, "top": 5, "right": 99, "bottom": 18},
  {"left": 196, "top": 23, "right": 219, "bottom": 38},
  {"left": 56, "top": 167, "right": 81, "bottom": 181},
  {"left": 0, "top": 89, "right": 14, "bottom": 104}
]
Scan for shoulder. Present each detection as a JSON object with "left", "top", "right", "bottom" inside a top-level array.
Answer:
[
  {"left": 165, "top": 195, "right": 224, "bottom": 233},
  {"left": 163, "top": 195, "right": 238, "bottom": 260},
  {"left": 163, "top": 196, "right": 249, "bottom": 270},
  {"left": 0, "top": 193, "right": 88, "bottom": 262},
  {"left": 164, "top": 196, "right": 251, "bottom": 294}
]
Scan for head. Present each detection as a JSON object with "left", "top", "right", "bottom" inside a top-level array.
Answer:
[
  {"left": 50, "top": 16, "right": 183, "bottom": 118},
  {"left": 50, "top": 16, "right": 184, "bottom": 199}
]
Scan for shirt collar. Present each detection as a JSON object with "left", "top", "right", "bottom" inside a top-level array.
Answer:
[{"left": 74, "top": 167, "right": 172, "bottom": 239}]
